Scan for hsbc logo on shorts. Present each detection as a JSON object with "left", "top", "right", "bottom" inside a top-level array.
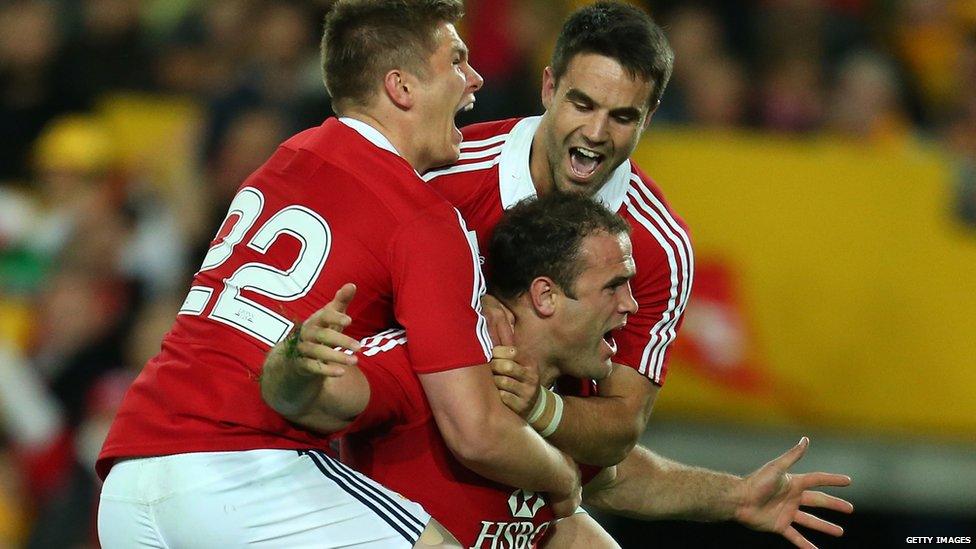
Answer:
[{"left": 469, "top": 490, "right": 551, "bottom": 549}]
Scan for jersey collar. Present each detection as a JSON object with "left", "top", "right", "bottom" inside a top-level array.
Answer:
[
  {"left": 338, "top": 117, "right": 420, "bottom": 176},
  {"left": 497, "top": 115, "right": 632, "bottom": 212}
]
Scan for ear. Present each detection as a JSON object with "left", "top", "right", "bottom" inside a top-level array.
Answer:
[
  {"left": 541, "top": 66, "right": 556, "bottom": 111},
  {"left": 528, "top": 276, "right": 557, "bottom": 317},
  {"left": 383, "top": 69, "right": 414, "bottom": 110},
  {"left": 641, "top": 99, "right": 660, "bottom": 132}
]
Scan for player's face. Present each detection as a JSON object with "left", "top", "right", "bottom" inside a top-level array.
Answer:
[
  {"left": 552, "top": 231, "right": 637, "bottom": 379},
  {"left": 414, "top": 22, "right": 483, "bottom": 171},
  {"left": 538, "top": 54, "right": 655, "bottom": 197}
]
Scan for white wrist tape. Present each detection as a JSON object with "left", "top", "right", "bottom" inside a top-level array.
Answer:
[
  {"left": 539, "top": 392, "right": 564, "bottom": 438},
  {"left": 526, "top": 388, "right": 549, "bottom": 424}
]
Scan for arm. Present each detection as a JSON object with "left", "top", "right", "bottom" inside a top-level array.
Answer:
[
  {"left": 419, "top": 361, "right": 582, "bottom": 517},
  {"left": 583, "top": 440, "right": 854, "bottom": 549},
  {"left": 260, "top": 284, "right": 367, "bottom": 433},
  {"left": 493, "top": 358, "right": 657, "bottom": 466},
  {"left": 548, "top": 366, "right": 657, "bottom": 465},
  {"left": 392, "top": 214, "right": 581, "bottom": 516}
]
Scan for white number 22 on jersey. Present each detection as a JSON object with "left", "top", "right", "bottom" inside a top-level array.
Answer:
[{"left": 178, "top": 187, "right": 331, "bottom": 346}]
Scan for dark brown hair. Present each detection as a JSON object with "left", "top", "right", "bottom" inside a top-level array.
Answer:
[
  {"left": 489, "top": 193, "right": 631, "bottom": 301},
  {"left": 321, "top": 0, "right": 464, "bottom": 111},
  {"left": 551, "top": 1, "right": 674, "bottom": 108}
]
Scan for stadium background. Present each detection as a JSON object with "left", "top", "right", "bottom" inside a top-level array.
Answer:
[{"left": 0, "top": 0, "right": 974, "bottom": 546}]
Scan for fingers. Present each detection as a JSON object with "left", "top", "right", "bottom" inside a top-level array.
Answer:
[
  {"left": 297, "top": 357, "right": 349, "bottom": 378},
  {"left": 297, "top": 340, "right": 358, "bottom": 367},
  {"left": 303, "top": 325, "right": 362, "bottom": 353},
  {"left": 492, "top": 345, "right": 517, "bottom": 361},
  {"left": 794, "top": 511, "right": 844, "bottom": 537},
  {"left": 489, "top": 316, "right": 516, "bottom": 347},
  {"left": 330, "top": 283, "right": 357, "bottom": 314},
  {"left": 782, "top": 526, "right": 817, "bottom": 549},
  {"left": 800, "top": 490, "right": 854, "bottom": 514},
  {"left": 493, "top": 374, "right": 522, "bottom": 393},
  {"left": 796, "top": 472, "right": 853, "bottom": 490},
  {"left": 306, "top": 307, "right": 352, "bottom": 333},
  {"left": 483, "top": 295, "right": 516, "bottom": 347},
  {"left": 306, "top": 283, "right": 358, "bottom": 330},
  {"left": 498, "top": 390, "right": 523, "bottom": 414},
  {"left": 773, "top": 436, "right": 810, "bottom": 470},
  {"left": 494, "top": 374, "right": 535, "bottom": 416}
]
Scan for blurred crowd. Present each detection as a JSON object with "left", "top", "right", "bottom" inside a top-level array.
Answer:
[{"left": 0, "top": 0, "right": 974, "bottom": 546}]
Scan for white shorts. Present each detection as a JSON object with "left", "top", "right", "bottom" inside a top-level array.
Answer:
[{"left": 98, "top": 449, "right": 431, "bottom": 548}]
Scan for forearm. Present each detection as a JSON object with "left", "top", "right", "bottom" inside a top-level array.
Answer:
[
  {"left": 260, "top": 340, "right": 367, "bottom": 432},
  {"left": 545, "top": 393, "right": 642, "bottom": 466},
  {"left": 261, "top": 340, "right": 323, "bottom": 417},
  {"left": 458, "top": 400, "right": 578, "bottom": 494},
  {"left": 584, "top": 445, "right": 743, "bottom": 522},
  {"left": 543, "top": 367, "right": 658, "bottom": 466},
  {"left": 421, "top": 366, "right": 578, "bottom": 496}
]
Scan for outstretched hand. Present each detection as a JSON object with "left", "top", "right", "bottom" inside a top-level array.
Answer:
[
  {"left": 735, "top": 437, "right": 854, "bottom": 549},
  {"left": 293, "top": 283, "right": 361, "bottom": 377}
]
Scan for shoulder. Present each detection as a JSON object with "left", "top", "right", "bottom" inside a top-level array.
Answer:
[
  {"left": 618, "top": 163, "right": 693, "bottom": 273},
  {"left": 424, "top": 118, "right": 521, "bottom": 183},
  {"left": 460, "top": 117, "right": 522, "bottom": 142},
  {"left": 423, "top": 118, "right": 521, "bottom": 204}
]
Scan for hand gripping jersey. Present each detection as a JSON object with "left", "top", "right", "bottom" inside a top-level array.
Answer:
[
  {"left": 425, "top": 117, "right": 693, "bottom": 385},
  {"left": 341, "top": 333, "right": 603, "bottom": 549},
  {"left": 97, "top": 118, "right": 492, "bottom": 479}
]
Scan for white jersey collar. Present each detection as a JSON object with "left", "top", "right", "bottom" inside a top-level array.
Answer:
[
  {"left": 497, "top": 115, "right": 632, "bottom": 212},
  {"left": 338, "top": 117, "right": 416, "bottom": 170}
]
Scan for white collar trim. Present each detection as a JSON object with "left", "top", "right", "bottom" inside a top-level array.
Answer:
[
  {"left": 496, "top": 115, "right": 632, "bottom": 212},
  {"left": 338, "top": 117, "right": 402, "bottom": 158}
]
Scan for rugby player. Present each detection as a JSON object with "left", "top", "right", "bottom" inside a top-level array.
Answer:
[
  {"left": 98, "top": 2, "right": 577, "bottom": 547},
  {"left": 263, "top": 193, "right": 853, "bottom": 549}
]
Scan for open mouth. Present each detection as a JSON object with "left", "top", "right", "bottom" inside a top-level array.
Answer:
[
  {"left": 602, "top": 330, "right": 618, "bottom": 355},
  {"left": 451, "top": 99, "right": 475, "bottom": 142},
  {"left": 569, "top": 147, "right": 605, "bottom": 179},
  {"left": 455, "top": 98, "right": 476, "bottom": 117}
]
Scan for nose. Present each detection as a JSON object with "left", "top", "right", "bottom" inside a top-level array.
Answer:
[
  {"left": 581, "top": 113, "right": 610, "bottom": 145},
  {"left": 618, "top": 282, "right": 638, "bottom": 315},
  {"left": 465, "top": 62, "right": 484, "bottom": 93}
]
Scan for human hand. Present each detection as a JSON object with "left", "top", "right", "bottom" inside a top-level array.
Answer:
[
  {"left": 735, "top": 437, "right": 854, "bottom": 549},
  {"left": 482, "top": 294, "right": 515, "bottom": 347},
  {"left": 292, "top": 283, "right": 362, "bottom": 377},
  {"left": 490, "top": 346, "right": 541, "bottom": 418}
]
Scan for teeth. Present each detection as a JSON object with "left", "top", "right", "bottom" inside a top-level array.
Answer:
[{"left": 574, "top": 148, "right": 601, "bottom": 159}]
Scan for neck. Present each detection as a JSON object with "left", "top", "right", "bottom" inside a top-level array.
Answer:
[
  {"left": 342, "top": 107, "right": 429, "bottom": 172},
  {"left": 529, "top": 115, "right": 556, "bottom": 197},
  {"left": 511, "top": 308, "right": 561, "bottom": 388}
]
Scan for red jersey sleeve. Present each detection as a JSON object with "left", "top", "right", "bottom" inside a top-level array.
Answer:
[
  {"left": 389, "top": 206, "right": 492, "bottom": 373},
  {"left": 614, "top": 172, "right": 694, "bottom": 386},
  {"left": 341, "top": 339, "right": 418, "bottom": 435}
]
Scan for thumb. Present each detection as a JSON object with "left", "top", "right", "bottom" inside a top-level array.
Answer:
[
  {"left": 775, "top": 436, "right": 809, "bottom": 470},
  {"left": 329, "top": 283, "right": 357, "bottom": 314}
]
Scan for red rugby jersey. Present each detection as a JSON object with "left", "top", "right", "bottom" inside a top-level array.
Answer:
[
  {"left": 425, "top": 117, "right": 693, "bottom": 385},
  {"left": 97, "top": 118, "right": 492, "bottom": 479},
  {"left": 341, "top": 334, "right": 602, "bottom": 549}
]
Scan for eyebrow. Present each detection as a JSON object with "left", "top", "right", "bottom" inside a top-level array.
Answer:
[
  {"left": 452, "top": 43, "right": 468, "bottom": 61},
  {"left": 565, "top": 88, "right": 643, "bottom": 120},
  {"left": 602, "top": 274, "right": 633, "bottom": 290}
]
